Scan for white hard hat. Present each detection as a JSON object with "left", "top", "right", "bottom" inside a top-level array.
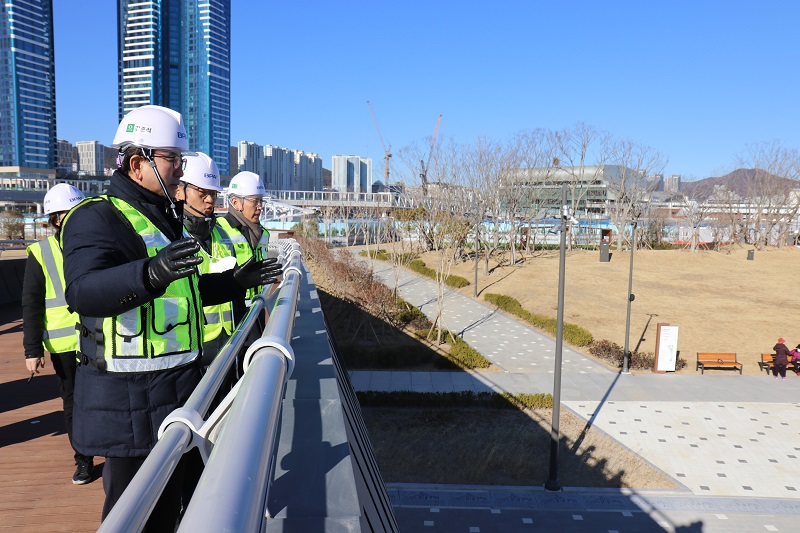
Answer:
[
  {"left": 227, "top": 171, "right": 266, "bottom": 197},
  {"left": 180, "top": 152, "right": 223, "bottom": 191},
  {"left": 44, "top": 184, "right": 85, "bottom": 215},
  {"left": 112, "top": 105, "right": 189, "bottom": 153}
]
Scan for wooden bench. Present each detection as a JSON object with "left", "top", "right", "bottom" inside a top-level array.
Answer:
[
  {"left": 696, "top": 352, "right": 742, "bottom": 374},
  {"left": 759, "top": 353, "right": 799, "bottom": 375}
]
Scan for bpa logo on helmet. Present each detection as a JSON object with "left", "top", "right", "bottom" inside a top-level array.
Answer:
[{"left": 177, "top": 132, "right": 186, "bottom": 139}]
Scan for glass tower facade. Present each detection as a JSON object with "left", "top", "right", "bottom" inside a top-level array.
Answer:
[
  {"left": 118, "top": 0, "right": 231, "bottom": 174},
  {"left": 0, "top": 0, "right": 56, "bottom": 168}
]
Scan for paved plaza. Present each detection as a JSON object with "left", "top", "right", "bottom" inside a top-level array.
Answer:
[{"left": 350, "top": 254, "right": 800, "bottom": 531}]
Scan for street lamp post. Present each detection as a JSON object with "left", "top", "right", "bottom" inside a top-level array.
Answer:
[
  {"left": 622, "top": 218, "right": 638, "bottom": 374},
  {"left": 545, "top": 184, "right": 568, "bottom": 492},
  {"left": 474, "top": 208, "right": 480, "bottom": 298}
]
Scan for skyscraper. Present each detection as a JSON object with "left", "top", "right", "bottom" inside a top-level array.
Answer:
[
  {"left": 117, "top": 0, "right": 231, "bottom": 174},
  {"left": 0, "top": 0, "right": 57, "bottom": 170},
  {"left": 331, "top": 155, "right": 372, "bottom": 194},
  {"left": 238, "top": 140, "right": 263, "bottom": 176}
]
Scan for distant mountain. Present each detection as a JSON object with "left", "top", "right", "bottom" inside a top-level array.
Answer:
[
  {"left": 322, "top": 168, "right": 331, "bottom": 188},
  {"left": 681, "top": 168, "right": 795, "bottom": 201}
]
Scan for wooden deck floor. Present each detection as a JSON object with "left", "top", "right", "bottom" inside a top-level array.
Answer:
[{"left": 0, "top": 304, "right": 104, "bottom": 532}]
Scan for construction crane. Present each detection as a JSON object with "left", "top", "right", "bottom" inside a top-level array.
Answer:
[
  {"left": 419, "top": 114, "right": 442, "bottom": 196},
  {"left": 366, "top": 100, "right": 391, "bottom": 185}
]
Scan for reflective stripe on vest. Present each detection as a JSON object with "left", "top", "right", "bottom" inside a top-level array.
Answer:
[
  {"left": 215, "top": 217, "right": 270, "bottom": 301},
  {"left": 27, "top": 236, "right": 78, "bottom": 353},
  {"left": 197, "top": 222, "right": 235, "bottom": 341},
  {"left": 64, "top": 196, "right": 203, "bottom": 373}
]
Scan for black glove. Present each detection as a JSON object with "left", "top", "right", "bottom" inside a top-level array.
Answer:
[
  {"left": 146, "top": 237, "right": 203, "bottom": 291},
  {"left": 233, "top": 257, "right": 283, "bottom": 289}
]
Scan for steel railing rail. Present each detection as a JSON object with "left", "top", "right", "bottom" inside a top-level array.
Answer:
[
  {"left": 177, "top": 241, "right": 302, "bottom": 532},
  {"left": 98, "top": 239, "right": 298, "bottom": 533}
]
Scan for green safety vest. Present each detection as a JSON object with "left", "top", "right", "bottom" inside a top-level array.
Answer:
[
  {"left": 215, "top": 217, "right": 271, "bottom": 302},
  {"left": 26, "top": 236, "right": 79, "bottom": 353},
  {"left": 196, "top": 222, "right": 235, "bottom": 341},
  {"left": 62, "top": 196, "right": 203, "bottom": 373}
]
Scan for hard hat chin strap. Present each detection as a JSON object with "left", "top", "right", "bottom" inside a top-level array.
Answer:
[{"left": 142, "top": 149, "right": 178, "bottom": 219}]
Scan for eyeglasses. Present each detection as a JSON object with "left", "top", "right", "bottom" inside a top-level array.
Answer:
[
  {"left": 186, "top": 183, "right": 218, "bottom": 200},
  {"left": 243, "top": 196, "right": 265, "bottom": 207},
  {"left": 153, "top": 154, "right": 187, "bottom": 170}
]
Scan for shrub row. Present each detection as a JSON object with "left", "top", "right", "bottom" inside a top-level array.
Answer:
[
  {"left": 408, "top": 259, "right": 471, "bottom": 288},
  {"left": 587, "top": 339, "right": 688, "bottom": 371},
  {"left": 414, "top": 328, "right": 492, "bottom": 369},
  {"left": 359, "top": 249, "right": 417, "bottom": 264},
  {"left": 483, "top": 293, "right": 594, "bottom": 347},
  {"left": 356, "top": 390, "right": 553, "bottom": 410},
  {"left": 393, "top": 296, "right": 429, "bottom": 328}
]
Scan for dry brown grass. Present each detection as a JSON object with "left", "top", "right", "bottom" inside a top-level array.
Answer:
[
  {"left": 364, "top": 406, "right": 678, "bottom": 489},
  {"left": 424, "top": 245, "right": 799, "bottom": 375},
  {"left": 314, "top": 248, "right": 680, "bottom": 489}
]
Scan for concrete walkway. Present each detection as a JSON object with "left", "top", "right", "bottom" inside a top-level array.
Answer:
[{"left": 348, "top": 254, "right": 800, "bottom": 527}]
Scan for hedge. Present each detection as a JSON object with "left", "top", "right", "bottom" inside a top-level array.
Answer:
[
  {"left": 409, "top": 259, "right": 470, "bottom": 288},
  {"left": 356, "top": 390, "right": 553, "bottom": 410},
  {"left": 414, "top": 328, "right": 492, "bottom": 369},
  {"left": 483, "top": 293, "right": 594, "bottom": 347}
]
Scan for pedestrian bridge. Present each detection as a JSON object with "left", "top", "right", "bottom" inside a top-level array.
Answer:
[{"left": 264, "top": 189, "right": 415, "bottom": 210}]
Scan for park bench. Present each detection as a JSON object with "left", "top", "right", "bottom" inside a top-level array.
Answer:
[
  {"left": 696, "top": 352, "right": 742, "bottom": 375},
  {"left": 758, "top": 353, "right": 799, "bottom": 375}
]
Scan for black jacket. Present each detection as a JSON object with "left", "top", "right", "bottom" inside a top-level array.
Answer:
[
  {"left": 61, "top": 170, "right": 243, "bottom": 457},
  {"left": 774, "top": 343, "right": 791, "bottom": 366},
  {"left": 21, "top": 250, "right": 48, "bottom": 359},
  {"left": 21, "top": 231, "right": 77, "bottom": 359}
]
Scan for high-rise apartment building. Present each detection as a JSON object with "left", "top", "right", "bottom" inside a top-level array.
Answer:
[
  {"left": 76, "top": 141, "right": 106, "bottom": 176},
  {"left": 56, "top": 140, "right": 74, "bottom": 178},
  {"left": 238, "top": 140, "right": 263, "bottom": 176},
  {"left": 263, "top": 145, "right": 293, "bottom": 190},
  {"left": 118, "top": 1, "right": 231, "bottom": 174},
  {"left": 293, "top": 150, "right": 322, "bottom": 191},
  {"left": 332, "top": 155, "right": 372, "bottom": 193},
  {"left": 0, "top": 0, "right": 57, "bottom": 170},
  {"left": 664, "top": 174, "right": 681, "bottom": 193}
]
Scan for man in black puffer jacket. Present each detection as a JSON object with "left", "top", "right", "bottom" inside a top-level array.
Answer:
[{"left": 61, "top": 105, "right": 280, "bottom": 530}]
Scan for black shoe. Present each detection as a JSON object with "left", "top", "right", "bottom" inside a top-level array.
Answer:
[{"left": 72, "top": 459, "right": 93, "bottom": 485}]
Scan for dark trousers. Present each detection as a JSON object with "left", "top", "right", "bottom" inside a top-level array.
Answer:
[
  {"left": 773, "top": 364, "right": 787, "bottom": 378},
  {"left": 50, "top": 351, "right": 92, "bottom": 464},
  {"left": 102, "top": 455, "right": 191, "bottom": 532}
]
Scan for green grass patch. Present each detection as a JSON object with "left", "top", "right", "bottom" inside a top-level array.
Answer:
[
  {"left": 356, "top": 390, "right": 553, "bottom": 409},
  {"left": 484, "top": 293, "right": 594, "bottom": 347}
]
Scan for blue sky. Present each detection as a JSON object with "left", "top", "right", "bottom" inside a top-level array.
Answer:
[{"left": 54, "top": 1, "right": 800, "bottom": 180}]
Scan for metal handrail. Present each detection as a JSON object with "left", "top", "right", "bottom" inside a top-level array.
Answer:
[
  {"left": 98, "top": 239, "right": 300, "bottom": 533},
  {"left": 179, "top": 241, "right": 302, "bottom": 531}
]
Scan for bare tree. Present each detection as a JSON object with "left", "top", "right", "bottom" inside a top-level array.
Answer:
[
  {"left": 502, "top": 129, "right": 557, "bottom": 263},
  {"left": 460, "top": 136, "right": 505, "bottom": 280},
  {"left": 707, "top": 184, "right": 743, "bottom": 247},
  {"left": 680, "top": 194, "right": 714, "bottom": 252},
  {"left": 551, "top": 123, "right": 612, "bottom": 248},
  {"left": 737, "top": 141, "right": 800, "bottom": 249},
  {"left": 384, "top": 207, "right": 421, "bottom": 300},
  {"left": 606, "top": 139, "right": 668, "bottom": 252}
]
